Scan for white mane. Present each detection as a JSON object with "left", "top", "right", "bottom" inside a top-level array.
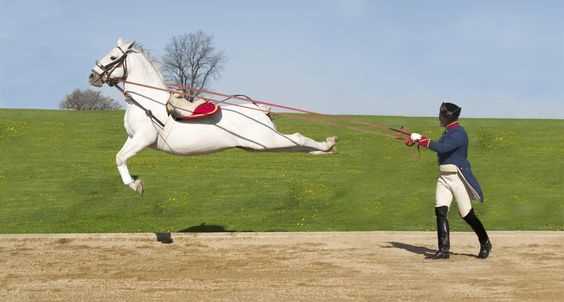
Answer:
[{"left": 132, "top": 47, "right": 165, "bottom": 83}]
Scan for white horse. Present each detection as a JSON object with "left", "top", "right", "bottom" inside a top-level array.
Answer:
[{"left": 89, "top": 38, "right": 337, "bottom": 194}]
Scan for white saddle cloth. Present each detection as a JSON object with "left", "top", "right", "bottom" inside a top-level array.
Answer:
[{"left": 166, "top": 93, "right": 207, "bottom": 118}]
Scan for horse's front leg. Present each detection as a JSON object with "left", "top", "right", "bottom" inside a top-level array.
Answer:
[{"left": 116, "top": 133, "right": 156, "bottom": 194}]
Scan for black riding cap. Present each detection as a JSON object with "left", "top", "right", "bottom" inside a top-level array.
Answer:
[{"left": 440, "top": 102, "right": 461, "bottom": 122}]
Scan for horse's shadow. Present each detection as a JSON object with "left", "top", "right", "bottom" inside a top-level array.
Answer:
[
  {"left": 178, "top": 223, "right": 261, "bottom": 233},
  {"left": 154, "top": 223, "right": 287, "bottom": 244},
  {"left": 384, "top": 241, "right": 478, "bottom": 259},
  {"left": 178, "top": 223, "right": 235, "bottom": 233},
  {"left": 154, "top": 224, "right": 236, "bottom": 244}
]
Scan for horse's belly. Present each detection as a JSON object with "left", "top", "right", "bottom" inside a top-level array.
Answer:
[{"left": 156, "top": 117, "right": 237, "bottom": 155}]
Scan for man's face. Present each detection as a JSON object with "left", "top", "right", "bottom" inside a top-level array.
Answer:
[{"left": 439, "top": 112, "right": 448, "bottom": 127}]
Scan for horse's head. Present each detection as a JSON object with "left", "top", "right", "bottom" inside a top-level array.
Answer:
[{"left": 89, "top": 38, "right": 136, "bottom": 87}]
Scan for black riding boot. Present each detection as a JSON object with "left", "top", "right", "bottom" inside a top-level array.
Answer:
[
  {"left": 463, "top": 209, "right": 492, "bottom": 259},
  {"left": 429, "top": 206, "right": 450, "bottom": 259}
]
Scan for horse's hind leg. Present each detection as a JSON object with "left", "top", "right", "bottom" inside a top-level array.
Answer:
[
  {"left": 260, "top": 132, "right": 337, "bottom": 153},
  {"left": 116, "top": 134, "right": 155, "bottom": 194},
  {"left": 307, "top": 136, "right": 337, "bottom": 155}
]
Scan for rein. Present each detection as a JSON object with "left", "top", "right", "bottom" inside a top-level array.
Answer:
[
  {"left": 96, "top": 50, "right": 416, "bottom": 152},
  {"left": 119, "top": 80, "right": 414, "bottom": 146},
  {"left": 122, "top": 80, "right": 318, "bottom": 115},
  {"left": 119, "top": 80, "right": 273, "bottom": 115},
  {"left": 115, "top": 85, "right": 165, "bottom": 128}
]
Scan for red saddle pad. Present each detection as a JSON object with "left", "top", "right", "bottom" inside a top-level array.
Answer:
[{"left": 176, "top": 101, "right": 220, "bottom": 120}]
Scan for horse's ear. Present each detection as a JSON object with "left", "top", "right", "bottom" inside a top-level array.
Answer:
[{"left": 117, "top": 38, "right": 135, "bottom": 50}]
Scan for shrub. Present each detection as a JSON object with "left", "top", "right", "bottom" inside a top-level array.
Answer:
[{"left": 59, "top": 89, "right": 121, "bottom": 111}]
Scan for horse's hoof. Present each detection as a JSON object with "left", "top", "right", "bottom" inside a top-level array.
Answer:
[
  {"left": 326, "top": 136, "right": 338, "bottom": 153},
  {"left": 129, "top": 179, "right": 144, "bottom": 195},
  {"left": 136, "top": 180, "right": 144, "bottom": 195},
  {"left": 329, "top": 145, "right": 337, "bottom": 154}
]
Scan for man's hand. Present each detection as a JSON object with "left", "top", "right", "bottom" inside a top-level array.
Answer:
[
  {"left": 405, "top": 132, "right": 430, "bottom": 148},
  {"left": 405, "top": 132, "right": 422, "bottom": 146},
  {"left": 410, "top": 133, "right": 423, "bottom": 141}
]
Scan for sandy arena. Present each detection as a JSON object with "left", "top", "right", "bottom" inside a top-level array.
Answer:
[{"left": 1, "top": 231, "right": 563, "bottom": 301}]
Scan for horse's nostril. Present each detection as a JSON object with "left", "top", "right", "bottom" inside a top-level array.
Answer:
[{"left": 89, "top": 73, "right": 94, "bottom": 79}]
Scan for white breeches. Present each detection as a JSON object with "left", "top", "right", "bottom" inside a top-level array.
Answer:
[{"left": 435, "top": 173, "right": 473, "bottom": 217}]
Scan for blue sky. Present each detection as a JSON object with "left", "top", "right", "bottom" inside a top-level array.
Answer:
[{"left": 1, "top": 0, "right": 564, "bottom": 118}]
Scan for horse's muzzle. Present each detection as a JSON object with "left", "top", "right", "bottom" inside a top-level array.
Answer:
[{"left": 89, "top": 71, "right": 103, "bottom": 87}]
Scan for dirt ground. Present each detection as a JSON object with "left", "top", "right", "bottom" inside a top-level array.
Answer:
[{"left": 0, "top": 231, "right": 563, "bottom": 301}]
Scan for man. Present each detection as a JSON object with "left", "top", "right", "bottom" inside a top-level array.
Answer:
[{"left": 407, "top": 102, "right": 492, "bottom": 259}]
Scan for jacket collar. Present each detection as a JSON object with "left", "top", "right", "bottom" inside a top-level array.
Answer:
[{"left": 446, "top": 121, "right": 460, "bottom": 129}]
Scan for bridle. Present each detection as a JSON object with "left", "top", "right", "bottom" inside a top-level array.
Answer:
[
  {"left": 92, "top": 44, "right": 171, "bottom": 128},
  {"left": 93, "top": 45, "right": 133, "bottom": 87}
]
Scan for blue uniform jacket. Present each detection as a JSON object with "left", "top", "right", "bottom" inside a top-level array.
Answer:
[{"left": 428, "top": 123, "right": 484, "bottom": 202}]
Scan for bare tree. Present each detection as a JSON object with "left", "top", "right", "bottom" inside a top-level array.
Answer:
[
  {"left": 162, "top": 31, "right": 225, "bottom": 101},
  {"left": 60, "top": 89, "right": 121, "bottom": 111}
]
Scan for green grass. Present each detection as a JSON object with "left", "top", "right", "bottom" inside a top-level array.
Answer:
[{"left": 1, "top": 109, "right": 563, "bottom": 233}]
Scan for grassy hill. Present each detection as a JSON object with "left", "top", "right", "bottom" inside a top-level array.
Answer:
[{"left": 1, "top": 109, "right": 563, "bottom": 233}]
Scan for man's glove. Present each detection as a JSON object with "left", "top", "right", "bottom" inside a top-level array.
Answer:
[
  {"left": 410, "top": 133, "right": 422, "bottom": 141},
  {"left": 405, "top": 132, "right": 430, "bottom": 148}
]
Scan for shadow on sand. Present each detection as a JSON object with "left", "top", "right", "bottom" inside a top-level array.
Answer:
[
  {"left": 178, "top": 223, "right": 260, "bottom": 233},
  {"left": 154, "top": 223, "right": 288, "bottom": 244},
  {"left": 385, "top": 241, "right": 478, "bottom": 259},
  {"left": 179, "top": 223, "right": 234, "bottom": 233},
  {"left": 153, "top": 224, "right": 237, "bottom": 244}
]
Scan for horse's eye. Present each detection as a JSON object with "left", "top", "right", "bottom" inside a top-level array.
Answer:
[{"left": 110, "top": 56, "right": 117, "bottom": 60}]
